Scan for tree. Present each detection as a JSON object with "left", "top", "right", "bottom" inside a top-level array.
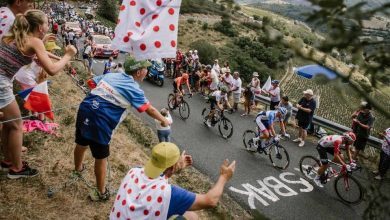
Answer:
[
  {"left": 97, "top": 0, "right": 118, "bottom": 23},
  {"left": 234, "top": 4, "right": 241, "bottom": 12},
  {"left": 189, "top": 40, "right": 219, "bottom": 65}
]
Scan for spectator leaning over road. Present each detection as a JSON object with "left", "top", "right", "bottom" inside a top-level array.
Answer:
[
  {"left": 241, "top": 85, "right": 253, "bottom": 117},
  {"left": 266, "top": 80, "right": 281, "bottom": 110},
  {"left": 351, "top": 102, "right": 375, "bottom": 160},
  {"left": 372, "top": 127, "right": 390, "bottom": 180},
  {"left": 278, "top": 96, "right": 292, "bottom": 125},
  {"left": 0, "top": 9, "right": 76, "bottom": 178},
  {"left": 293, "top": 89, "right": 316, "bottom": 147},
  {"left": 155, "top": 108, "right": 173, "bottom": 142},
  {"left": 231, "top": 71, "right": 242, "bottom": 112},
  {"left": 110, "top": 142, "right": 236, "bottom": 220},
  {"left": 74, "top": 56, "right": 170, "bottom": 201}
]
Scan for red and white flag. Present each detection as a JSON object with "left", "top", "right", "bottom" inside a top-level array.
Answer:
[
  {"left": 112, "top": 0, "right": 182, "bottom": 60},
  {"left": 19, "top": 81, "right": 54, "bottom": 120}
]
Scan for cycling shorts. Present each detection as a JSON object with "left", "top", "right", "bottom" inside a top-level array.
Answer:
[
  {"left": 173, "top": 82, "right": 183, "bottom": 93},
  {"left": 316, "top": 144, "right": 334, "bottom": 165},
  {"left": 209, "top": 96, "right": 217, "bottom": 109},
  {"left": 255, "top": 116, "right": 270, "bottom": 132}
]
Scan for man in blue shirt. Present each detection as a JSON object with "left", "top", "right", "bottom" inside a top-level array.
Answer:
[
  {"left": 73, "top": 56, "right": 170, "bottom": 201},
  {"left": 110, "top": 142, "right": 236, "bottom": 219},
  {"left": 103, "top": 56, "right": 114, "bottom": 75}
]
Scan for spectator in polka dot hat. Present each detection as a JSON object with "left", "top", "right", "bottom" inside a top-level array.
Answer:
[
  {"left": 110, "top": 142, "right": 236, "bottom": 220},
  {"left": 0, "top": 0, "right": 34, "bottom": 39}
]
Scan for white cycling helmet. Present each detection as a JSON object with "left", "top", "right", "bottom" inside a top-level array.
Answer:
[
  {"left": 277, "top": 107, "right": 287, "bottom": 116},
  {"left": 343, "top": 131, "right": 356, "bottom": 143}
]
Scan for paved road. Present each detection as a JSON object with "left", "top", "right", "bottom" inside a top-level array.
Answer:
[{"left": 91, "top": 53, "right": 388, "bottom": 219}]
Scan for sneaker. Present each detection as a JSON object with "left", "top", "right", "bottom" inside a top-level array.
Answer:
[
  {"left": 0, "top": 161, "right": 12, "bottom": 172},
  {"left": 293, "top": 138, "right": 302, "bottom": 143},
  {"left": 89, "top": 187, "right": 110, "bottom": 202},
  {"left": 313, "top": 176, "right": 324, "bottom": 188},
  {"left": 298, "top": 141, "right": 305, "bottom": 147},
  {"left": 374, "top": 175, "right": 382, "bottom": 180},
  {"left": 240, "top": 113, "right": 247, "bottom": 117},
  {"left": 7, "top": 162, "right": 39, "bottom": 179}
]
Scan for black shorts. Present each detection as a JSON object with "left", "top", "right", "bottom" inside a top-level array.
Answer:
[
  {"left": 316, "top": 144, "right": 334, "bottom": 165},
  {"left": 75, "top": 128, "right": 110, "bottom": 159},
  {"left": 354, "top": 136, "right": 368, "bottom": 151},
  {"left": 298, "top": 120, "right": 311, "bottom": 130},
  {"left": 270, "top": 101, "right": 280, "bottom": 110},
  {"left": 209, "top": 97, "right": 217, "bottom": 109},
  {"left": 173, "top": 82, "right": 182, "bottom": 93},
  {"left": 82, "top": 54, "right": 88, "bottom": 59}
]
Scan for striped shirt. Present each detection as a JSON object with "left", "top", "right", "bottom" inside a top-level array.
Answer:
[{"left": 0, "top": 42, "right": 33, "bottom": 80}]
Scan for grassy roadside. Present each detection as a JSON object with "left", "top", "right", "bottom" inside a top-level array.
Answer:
[{"left": 0, "top": 67, "right": 252, "bottom": 219}]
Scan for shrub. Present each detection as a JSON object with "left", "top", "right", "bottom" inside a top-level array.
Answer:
[
  {"left": 187, "top": 18, "right": 196, "bottom": 24},
  {"left": 202, "top": 22, "right": 209, "bottom": 30},
  {"left": 97, "top": 0, "right": 118, "bottom": 23},
  {"left": 214, "top": 17, "right": 238, "bottom": 37},
  {"left": 189, "top": 39, "right": 219, "bottom": 65},
  {"left": 253, "top": 15, "right": 260, "bottom": 21}
]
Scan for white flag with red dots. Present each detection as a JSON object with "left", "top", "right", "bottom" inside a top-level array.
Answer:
[{"left": 112, "top": 0, "right": 182, "bottom": 61}]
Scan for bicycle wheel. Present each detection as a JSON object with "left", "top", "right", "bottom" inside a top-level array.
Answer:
[
  {"left": 218, "top": 117, "right": 233, "bottom": 139},
  {"left": 179, "top": 101, "right": 190, "bottom": 120},
  {"left": 299, "top": 155, "right": 321, "bottom": 181},
  {"left": 167, "top": 94, "right": 175, "bottom": 110},
  {"left": 268, "top": 145, "right": 290, "bottom": 169},
  {"left": 334, "top": 173, "right": 364, "bottom": 205},
  {"left": 243, "top": 130, "right": 256, "bottom": 149}
]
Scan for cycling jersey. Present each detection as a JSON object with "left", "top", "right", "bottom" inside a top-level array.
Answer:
[
  {"left": 255, "top": 111, "right": 279, "bottom": 131},
  {"left": 211, "top": 91, "right": 227, "bottom": 102},
  {"left": 318, "top": 135, "right": 344, "bottom": 155},
  {"left": 174, "top": 76, "right": 188, "bottom": 86}
]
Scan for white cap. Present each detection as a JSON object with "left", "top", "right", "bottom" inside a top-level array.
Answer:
[
  {"left": 194, "top": 50, "right": 198, "bottom": 53},
  {"left": 303, "top": 89, "right": 314, "bottom": 96}
]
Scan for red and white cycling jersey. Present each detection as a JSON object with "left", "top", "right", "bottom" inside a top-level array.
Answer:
[{"left": 318, "top": 135, "right": 345, "bottom": 154}]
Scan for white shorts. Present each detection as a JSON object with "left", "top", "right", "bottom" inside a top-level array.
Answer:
[
  {"left": 0, "top": 75, "right": 15, "bottom": 109},
  {"left": 233, "top": 92, "right": 240, "bottom": 103}
]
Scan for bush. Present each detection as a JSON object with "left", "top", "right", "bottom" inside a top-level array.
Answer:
[
  {"left": 253, "top": 15, "right": 260, "bottom": 21},
  {"left": 214, "top": 17, "right": 238, "bottom": 37},
  {"left": 202, "top": 22, "right": 209, "bottom": 30},
  {"left": 187, "top": 18, "right": 196, "bottom": 24},
  {"left": 189, "top": 40, "right": 219, "bottom": 65},
  {"left": 97, "top": 0, "right": 118, "bottom": 23}
]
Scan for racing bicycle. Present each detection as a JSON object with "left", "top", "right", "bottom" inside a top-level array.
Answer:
[
  {"left": 243, "top": 131, "right": 290, "bottom": 169},
  {"left": 201, "top": 108, "right": 234, "bottom": 139},
  {"left": 299, "top": 155, "right": 364, "bottom": 205},
  {"left": 168, "top": 93, "right": 191, "bottom": 120}
]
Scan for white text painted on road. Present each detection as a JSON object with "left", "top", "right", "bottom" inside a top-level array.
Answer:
[{"left": 229, "top": 171, "right": 313, "bottom": 209}]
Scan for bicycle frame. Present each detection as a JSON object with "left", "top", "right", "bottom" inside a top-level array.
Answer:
[{"left": 321, "top": 159, "right": 362, "bottom": 189}]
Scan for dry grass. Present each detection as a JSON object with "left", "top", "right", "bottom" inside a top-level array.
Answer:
[{"left": 0, "top": 69, "right": 251, "bottom": 219}]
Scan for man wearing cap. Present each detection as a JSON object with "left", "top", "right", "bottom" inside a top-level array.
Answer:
[
  {"left": 73, "top": 56, "right": 170, "bottom": 201},
  {"left": 110, "top": 142, "right": 236, "bottom": 220},
  {"left": 266, "top": 80, "right": 281, "bottom": 110},
  {"left": 351, "top": 102, "right": 375, "bottom": 160},
  {"left": 293, "top": 89, "right": 316, "bottom": 147}
]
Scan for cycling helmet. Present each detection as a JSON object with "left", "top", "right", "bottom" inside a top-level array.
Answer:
[
  {"left": 271, "top": 80, "right": 280, "bottom": 84},
  {"left": 277, "top": 107, "right": 287, "bottom": 116},
  {"left": 182, "top": 73, "right": 189, "bottom": 80},
  {"left": 343, "top": 131, "right": 356, "bottom": 143},
  {"left": 220, "top": 86, "right": 228, "bottom": 93},
  {"left": 206, "top": 65, "right": 212, "bottom": 70}
]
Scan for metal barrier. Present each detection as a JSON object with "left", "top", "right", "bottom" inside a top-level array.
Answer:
[{"left": 254, "top": 95, "right": 382, "bottom": 149}]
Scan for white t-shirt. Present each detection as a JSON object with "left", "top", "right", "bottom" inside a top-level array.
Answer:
[
  {"left": 209, "top": 69, "right": 219, "bottom": 90},
  {"left": 222, "top": 74, "right": 234, "bottom": 89},
  {"left": 269, "top": 86, "right": 281, "bottom": 102},
  {"left": 212, "top": 64, "right": 220, "bottom": 73},
  {"left": 155, "top": 113, "right": 172, "bottom": 131},
  {"left": 84, "top": 45, "right": 92, "bottom": 55},
  {"left": 0, "top": 7, "right": 16, "bottom": 39},
  {"left": 232, "top": 78, "right": 242, "bottom": 94},
  {"left": 212, "top": 90, "right": 227, "bottom": 102},
  {"left": 68, "top": 31, "right": 75, "bottom": 40},
  {"left": 14, "top": 62, "right": 42, "bottom": 87}
]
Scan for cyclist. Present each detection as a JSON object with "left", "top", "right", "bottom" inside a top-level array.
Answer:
[
  {"left": 314, "top": 132, "right": 356, "bottom": 187},
  {"left": 172, "top": 73, "right": 192, "bottom": 107},
  {"left": 205, "top": 86, "right": 231, "bottom": 127},
  {"left": 246, "top": 107, "right": 287, "bottom": 152}
]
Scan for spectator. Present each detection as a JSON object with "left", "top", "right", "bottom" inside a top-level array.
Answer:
[
  {"left": 278, "top": 96, "right": 292, "bottom": 125},
  {"left": 155, "top": 108, "right": 173, "bottom": 142},
  {"left": 212, "top": 59, "right": 220, "bottom": 74},
  {"left": 114, "top": 63, "right": 124, "bottom": 73},
  {"left": 266, "top": 80, "right": 281, "bottom": 110},
  {"left": 0, "top": 0, "right": 33, "bottom": 39},
  {"left": 68, "top": 29, "right": 75, "bottom": 46},
  {"left": 52, "top": 21, "right": 58, "bottom": 35},
  {"left": 231, "top": 71, "right": 242, "bottom": 112},
  {"left": 351, "top": 102, "right": 375, "bottom": 160},
  {"left": 209, "top": 67, "right": 220, "bottom": 92},
  {"left": 175, "top": 50, "right": 183, "bottom": 77},
  {"left": 372, "top": 128, "right": 390, "bottom": 180},
  {"left": 241, "top": 85, "right": 253, "bottom": 117},
  {"left": 110, "top": 142, "right": 236, "bottom": 220},
  {"left": 82, "top": 39, "right": 94, "bottom": 76},
  {"left": 192, "top": 49, "right": 199, "bottom": 60},
  {"left": 0, "top": 9, "right": 76, "bottom": 178},
  {"left": 220, "top": 68, "right": 234, "bottom": 92},
  {"left": 199, "top": 67, "right": 210, "bottom": 96},
  {"left": 250, "top": 72, "right": 261, "bottom": 107},
  {"left": 293, "top": 89, "right": 316, "bottom": 147},
  {"left": 74, "top": 56, "right": 169, "bottom": 201},
  {"left": 103, "top": 56, "right": 114, "bottom": 75}
]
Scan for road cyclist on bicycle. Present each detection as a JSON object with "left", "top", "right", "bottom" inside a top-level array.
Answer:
[
  {"left": 246, "top": 108, "right": 288, "bottom": 152},
  {"left": 205, "top": 86, "right": 232, "bottom": 127},
  {"left": 172, "top": 73, "right": 192, "bottom": 108},
  {"left": 314, "top": 132, "right": 357, "bottom": 187}
]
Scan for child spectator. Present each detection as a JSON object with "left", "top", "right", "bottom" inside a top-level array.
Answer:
[
  {"left": 155, "top": 108, "right": 173, "bottom": 142},
  {"left": 0, "top": 9, "right": 76, "bottom": 178},
  {"left": 241, "top": 85, "right": 253, "bottom": 116},
  {"left": 279, "top": 96, "right": 292, "bottom": 124}
]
